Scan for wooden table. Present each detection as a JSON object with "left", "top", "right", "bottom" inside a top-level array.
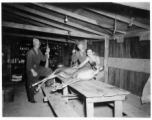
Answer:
[{"left": 57, "top": 77, "right": 130, "bottom": 117}]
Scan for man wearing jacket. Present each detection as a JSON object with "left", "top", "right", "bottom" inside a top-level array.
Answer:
[
  {"left": 26, "top": 38, "right": 52, "bottom": 103},
  {"left": 72, "top": 41, "right": 90, "bottom": 68}
]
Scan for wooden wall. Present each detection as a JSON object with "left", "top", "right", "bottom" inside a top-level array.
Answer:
[{"left": 91, "top": 37, "right": 150, "bottom": 96}]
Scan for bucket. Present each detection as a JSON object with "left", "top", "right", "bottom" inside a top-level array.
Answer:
[{"left": 3, "top": 87, "right": 15, "bottom": 102}]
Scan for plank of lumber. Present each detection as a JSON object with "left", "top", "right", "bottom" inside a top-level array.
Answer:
[
  {"left": 3, "top": 21, "right": 103, "bottom": 39},
  {"left": 69, "top": 80, "right": 130, "bottom": 98},
  {"left": 42, "top": 86, "right": 79, "bottom": 117},
  {"left": 34, "top": 3, "right": 126, "bottom": 35},
  {"left": 3, "top": 11, "right": 47, "bottom": 27},
  {"left": 34, "top": 4, "right": 107, "bottom": 29},
  {"left": 3, "top": 33, "right": 75, "bottom": 43},
  {"left": 83, "top": 7, "right": 150, "bottom": 30},
  {"left": 104, "top": 36, "right": 109, "bottom": 83},
  {"left": 2, "top": 21, "right": 68, "bottom": 35},
  {"left": 85, "top": 99, "right": 94, "bottom": 117},
  {"left": 108, "top": 58, "right": 150, "bottom": 74},
  {"left": 124, "top": 29, "right": 149, "bottom": 38},
  {"left": 114, "top": 100, "right": 123, "bottom": 117},
  {"left": 48, "top": 94, "right": 79, "bottom": 117},
  {"left": 6, "top": 3, "right": 106, "bottom": 37},
  {"left": 4, "top": 6, "right": 103, "bottom": 37}
]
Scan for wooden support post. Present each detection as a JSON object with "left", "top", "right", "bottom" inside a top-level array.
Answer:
[
  {"left": 62, "top": 86, "right": 68, "bottom": 102},
  {"left": 83, "top": 97, "right": 86, "bottom": 117},
  {"left": 104, "top": 35, "right": 109, "bottom": 83},
  {"left": 114, "top": 100, "right": 123, "bottom": 117},
  {"left": 86, "top": 98, "right": 94, "bottom": 117}
]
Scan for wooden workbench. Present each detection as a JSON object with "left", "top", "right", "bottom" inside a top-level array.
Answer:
[{"left": 57, "top": 76, "right": 130, "bottom": 117}]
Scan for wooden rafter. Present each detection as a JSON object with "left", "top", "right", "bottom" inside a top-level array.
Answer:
[
  {"left": 82, "top": 7, "right": 150, "bottom": 30},
  {"left": 4, "top": 7, "right": 103, "bottom": 38},
  {"left": 2, "top": 21, "right": 68, "bottom": 34},
  {"left": 2, "top": 22, "right": 103, "bottom": 39},
  {"left": 3, "top": 32, "right": 75, "bottom": 43},
  {"left": 33, "top": 3, "right": 116, "bottom": 34},
  {"left": 34, "top": 3, "right": 127, "bottom": 35},
  {"left": 3, "top": 11, "right": 47, "bottom": 27},
  {"left": 6, "top": 3, "right": 106, "bottom": 37},
  {"left": 34, "top": 3, "right": 99, "bottom": 25}
]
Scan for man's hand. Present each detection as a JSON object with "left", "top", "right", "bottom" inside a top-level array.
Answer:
[
  {"left": 46, "top": 47, "right": 50, "bottom": 54},
  {"left": 31, "top": 69, "right": 38, "bottom": 77},
  {"left": 32, "top": 71, "right": 38, "bottom": 77},
  {"left": 45, "top": 47, "right": 50, "bottom": 59},
  {"left": 46, "top": 53, "right": 50, "bottom": 60},
  {"left": 72, "top": 49, "right": 76, "bottom": 53}
]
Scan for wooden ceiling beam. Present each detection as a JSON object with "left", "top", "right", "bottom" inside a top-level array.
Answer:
[
  {"left": 34, "top": 3, "right": 99, "bottom": 25},
  {"left": 4, "top": 7, "right": 103, "bottom": 38},
  {"left": 4, "top": 7, "right": 70, "bottom": 30},
  {"left": 2, "top": 22, "right": 104, "bottom": 39},
  {"left": 83, "top": 7, "right": 150, "bottom": 30},
  {"left": 3, "top": 32, "right": 75, "bottom": 43},
  {"left": 34, "top": 3, "right": 113, "bottom": 34},
  {"left": 3, "top": 11, "right": 47, "bottom": 27},
  {"left": 6, "top": 3, "right": 106, "bottom": 37},
  {"left": 2, "top": 21, "right": 68, "bottom": 35},
  {"left": 34, "top": 3, "right": 126, "bottom": 34}
]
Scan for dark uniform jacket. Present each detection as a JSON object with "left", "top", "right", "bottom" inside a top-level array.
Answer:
[
  {"left": 72, "top": 51, "right": 90, "bottom": 67},
  {"left": 26, "top": 48, "right": 47, "bottom": 72}
]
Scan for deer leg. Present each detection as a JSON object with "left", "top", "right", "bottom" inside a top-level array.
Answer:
[{"left": 36, "top": 75, "right": 57, "bottom": 91}]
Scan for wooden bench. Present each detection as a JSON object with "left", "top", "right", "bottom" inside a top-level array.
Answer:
[
  {"left": 42, "top": 86, "right": 79, "bottom": 117},
  {"left": 109, "top": 93, "right": 150, "bottom": 117}
]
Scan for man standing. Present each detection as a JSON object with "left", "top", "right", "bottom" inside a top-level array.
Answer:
[
  {"left": 72, "top": 41, "right": 91, "bottom": 68},
  {"left": 26, "top": 38, "right": 52, "bottom": 103}
]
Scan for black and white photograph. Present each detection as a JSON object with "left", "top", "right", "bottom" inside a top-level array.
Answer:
[{"left": 1, "top": 0, "right": 151, "bottom": 118}]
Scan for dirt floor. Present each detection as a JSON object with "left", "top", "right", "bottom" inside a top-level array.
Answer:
[{"left": 2, "top": 82, "right": 116, "bottom": 117}]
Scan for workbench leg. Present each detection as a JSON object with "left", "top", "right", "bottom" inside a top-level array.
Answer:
[
  {"left": 86, "top": 98, "right": 94, "bottom": 117},
  {"left": 62, "top": 86, "right": 68, "bottom": 102},
  {"left": 83, "top": 97, "right": 86, "bottom": 117},
  {"left": 114, "top": 100, "right": 123, "bottom": 117}
]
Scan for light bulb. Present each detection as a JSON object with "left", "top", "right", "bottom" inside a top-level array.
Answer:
[{"left": 64, "top": 15, "right": 68, "bottom": 23}]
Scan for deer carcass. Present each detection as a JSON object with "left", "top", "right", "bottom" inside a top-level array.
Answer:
[
  {"left": 51, "top": 67, "right": 103, "bottom": 92},
  {"left": 32, "top": 66, "right": 103, "bottom": 92}
]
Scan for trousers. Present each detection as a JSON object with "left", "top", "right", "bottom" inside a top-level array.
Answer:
[{"left": 26, "top": 65, "right": 52, "bottom": 101}]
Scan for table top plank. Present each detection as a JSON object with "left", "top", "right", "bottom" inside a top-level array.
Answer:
[
  {"left": 71, "top": 80, "right": 130, "bottom": 97},
  {"left": 57, "top": 77, "right": 130, "bottom": 98}
]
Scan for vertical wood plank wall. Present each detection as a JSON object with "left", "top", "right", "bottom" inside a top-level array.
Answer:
[{"left": 91, "top": 37, "right": 150, "bottom": 96}]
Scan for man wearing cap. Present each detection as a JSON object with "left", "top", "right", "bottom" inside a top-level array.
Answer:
[
  {"left": 26, "top": 38, "right": 52, "bottom": 103},
  {"left": 72, "top": 41, "right": 91, "bottom": 68}
]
